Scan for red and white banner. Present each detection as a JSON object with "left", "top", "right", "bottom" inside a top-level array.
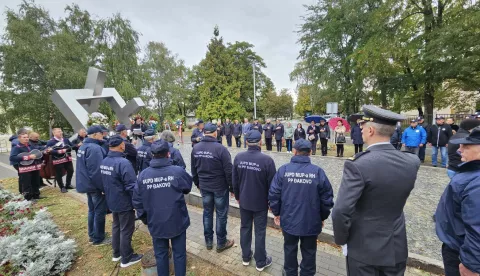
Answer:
[
  {"left": 19, "top": 164, "right": 42, "bottom": 174},
  {"left": 52, "top": 156, "right": 72, "bottom": 165}
]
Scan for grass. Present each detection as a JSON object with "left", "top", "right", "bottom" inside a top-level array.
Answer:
[{"left": 0, "top": 178, "right": 232, "bottom": 276}]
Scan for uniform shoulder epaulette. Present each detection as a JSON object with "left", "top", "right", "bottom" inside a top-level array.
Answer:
[{"left": 347, "top": 150, "right": 370, "bottom": 161}]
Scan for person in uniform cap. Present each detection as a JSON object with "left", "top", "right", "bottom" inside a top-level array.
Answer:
[
  {"left": 134, "top": 139, "right": 193, "bottom": 276},
  {"left": 116, "top": 124, "right": 138, "bottom": 174},
  {"left": 435, "top": 127, "right": 480, "bottom": 276},
  {"left": 269, "top": 138, "right": 334, "bottom": 276},
  {"left": 46, "top": 127, "right": 75, "bottom": 192},
  {"left": 99, "top": 125, "right": 110, "bottom": 153},
  {"left": 191, "top": 122, "right": 235, "bottom": 252},
  {"left": 191, "top": 120, "right": 205, "bottom": 147},
  {"left": 233, "top": 130, "right": 276, "bottom": 271},
  {"left": 332, "top": 105, "right": 420, "bottom": 276},
  {"left": 101, "top": 134, "right": 143, "bottom": 267},
  {"left": 446, "top": 119, "right": 480, "bottom": 179},
  {"left": 137, "top": 128, "right": 156, "bottom": 173},
  {"left": 159, "top": 130, "right": 186, "bottom": 169},
  {"left": 76, "top": 126, "right": 109, "bottom": 245}
]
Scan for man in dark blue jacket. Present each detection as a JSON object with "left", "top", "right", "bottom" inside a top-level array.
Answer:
[
  {"left": 10, "top": 128, "right": 29, "bottom": 193},
  {"left": 191, "top": 120, "right": 204, "bottom": 147},
  {"left": 116, "top": 124, "right": 138, "bottom": 174},
  {"left": 191, "top": 122, "right": 235, "bottom": 252},
  {"left": 262, "top": 119, "right": 274, "bottom": 151},
  {"left": 273, "top": 119, "right": 285, "bottom": 152},
  {"left": 100, "top": 125, "right": 110, "bottom": 153},
  {"left": 224, "top": 118, "right": 234, "bottom": 147},
  {"left": 137, "top": 129, "right": 156, "bottom": 173},
  {"left": 46, "top": 127, "right": 75, "bottom": 192},
  {"left": 251, "top": 118, "right": 263, "bottom": 135},
  {"left": 233, "top": 130, "right": 276, "bottom": 271},
  {"left": 233, "top": 119, "right": 243, "bottom": 148},
  {"left": 159, "top": 130, "right": 186, "bottom": 169},
  {"left": 10, "top": 132, "right": 43, "bottom": 200},
  {"left": 351, "top": 119, "right": 365, "bottom": 154},
  {"left": 75, "top": 126, "right": 109, "bottom": 246},
  {"left": 307, "top": 121, "right": 320, "bottom": 155},
  {"left": 435, "top": 127, "right": 480, "bottom": 276},
  {"left": 134, "top": 140, "right": 193, "bottom": 276},
  {"left": 269, "top": 139, "right": 334, "bottom": 276},
  {"left": 101, "top": 135, "right": 143, "bottom": 267}
]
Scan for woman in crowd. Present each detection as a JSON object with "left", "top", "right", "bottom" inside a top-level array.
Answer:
[
  {"left": 284, "top": 122, "right": 294, "bottom": 153},
  {"left": 294, "top": 123, "right": 306, "bottom": 141},
  {"left": 334, "top": 120, "right": 346, "bottom": 157},
  {"left": 351, "top": 119, "right": 364, "bottom": 154}
]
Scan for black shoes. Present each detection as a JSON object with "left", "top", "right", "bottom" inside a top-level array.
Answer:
[
  {"left": 61, "top": 188, "right": 68, "bottom": 193},
  {"left": 217, "top": 239, "right": 235, "bottom": 253}
]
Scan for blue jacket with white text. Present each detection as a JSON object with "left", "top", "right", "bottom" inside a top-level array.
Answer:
[{"left": 75, "top": 138, "right": 106, "bottom": 193}]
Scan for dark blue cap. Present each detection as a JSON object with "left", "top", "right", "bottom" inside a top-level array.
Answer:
[
  {"left": 87, "top": 125, "right": 102, "bottom": 135},
  {"left": 115, "top": 124, "right": 127, "bottom": 132},
  {"left": 151, "top": 139, "right": 170, "bottom": 154},
  {"left": 204, "top": 123, "right": 217, "bottom": 134},
  {"left": 294, "top": 139, "right": 311, "bottom": 151},
  {"left": 99, "top": 125, "right": 108, "bottom": 132},
  {"left": 246, "top": 130, "right": 262, "bottom": 143},
  {"left": 144, "top": 129, "right": 156, "bottom": 137},
  {"left": 108, "top": 135, "right": 124, "bottom": 147},
  {"left": 197, "top": 120, "right": 204, "bottom": 125}
]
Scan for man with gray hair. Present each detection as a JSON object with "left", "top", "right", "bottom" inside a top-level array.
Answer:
[
  {"left": 160, "top": 130, "right": 186, "bottom": 169},
  {"left": 333, "top": 105, "right": 421, "bottom": 276}
]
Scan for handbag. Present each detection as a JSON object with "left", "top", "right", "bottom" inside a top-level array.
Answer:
[
  {"left": 308, "top": 134, "right": 316, "bottom": 141},
  {"left": 336, "top": 134, "right": 346, "bottom": 144}
]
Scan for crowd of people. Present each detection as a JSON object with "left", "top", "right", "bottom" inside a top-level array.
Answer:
[{"left": 7, "top": 107, "right": 480, "bottom": 276}]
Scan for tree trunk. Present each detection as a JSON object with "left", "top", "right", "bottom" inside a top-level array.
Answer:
[{"left": 423, "top": 0, "right": 435, "bottom": 122}]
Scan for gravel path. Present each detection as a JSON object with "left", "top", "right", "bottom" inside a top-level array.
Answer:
[{"left": 176, "top": 143, "right": 447, "bottom": 261}]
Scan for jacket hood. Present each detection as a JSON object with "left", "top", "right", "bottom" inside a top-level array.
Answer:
[{"left": 9, "top": 135, "right": 17, "bottom": 142}]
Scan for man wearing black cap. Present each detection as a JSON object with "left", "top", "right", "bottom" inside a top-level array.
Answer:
[
  {"left": 435, "top": 127, "right": 480, "bottom": 276},
  {"left": 191, "top": 122, "right": 235, "bottom": 252},
  {"left": 447, "top": 119, "right": 480, "bottom": 179},
  {"left": 233, "top": 130, "right": 276, "bottom": 271},
  {"left": 332, "top": 105, "right": 420, "bottom": 276},
  {"left": 427, "top": 116, "right": 453, "bottom": 167},
  {"left": 116, "top": 124, "right": 138, "bottom": 173},
  {"left": 269, "top": 138, "right": 334, "bottom": 276},
  {"left": 100, "top": 125, "right": 110, "bottom": 153},
  {"left": 137, "top": 129, "right": 156, "bottom": 173},
  {"left": 101, "top": 135, "right": 143, "bottom": 267},
  {"left": 76, "top": 126, "right": 109, "bottom": 245},
  {"left": 134, "top": 139, "right": 193, "bottom": 276},
  {"left": 191, "top": 120, "right": 204, "bottom": 147}
]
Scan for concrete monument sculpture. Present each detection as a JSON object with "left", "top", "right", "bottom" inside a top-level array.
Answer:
[{"left": 51, "top": 67, "right": 145, "bottom": 131}]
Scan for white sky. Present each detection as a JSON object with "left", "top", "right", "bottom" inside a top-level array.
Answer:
[{"left": 1, "top": 0, "right": 317, "bottom": 97}]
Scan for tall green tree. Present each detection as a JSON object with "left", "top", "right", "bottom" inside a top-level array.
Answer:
[{"left": 195, "top": 27, "right": 243, "bottom": 120}]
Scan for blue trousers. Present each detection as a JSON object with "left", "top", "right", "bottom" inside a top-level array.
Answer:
[
  {"left": 240, "top": 208, "right": 268, "bottom": 267},
  {"left": 432, "top": 146, "right": 448, "bottom": 167},
  {"left": 200, "top": 189, "right": 229, "bottom": 247},
  {"left": 153, "top": 231, "right": 187, "bottom": 276},
  {"left": 283, "top": 231, "right": 317, "bottom": 276},
  {"left": 87, "top": 191, "right": 107, "bottom": 243}
]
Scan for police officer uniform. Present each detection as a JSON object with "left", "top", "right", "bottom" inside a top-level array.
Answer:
[
  {"left": 332, "top": 105, "right": 420, "bottom": 276},
  {"left": 191, "top": 120, "right": 204, "bottom": 147},
  {"left": 10, "top": 139, "right": 42, "bottom": 200},
  {"left": 134, "top": 140, "right": 193, "bottom": 276},
  {"left": 101, "top": 135, "right": 143, "bottom": 267},
  {"left": 46, "top": 131, "right": 75, "bottom": 192},
  {"left": 137, "top": 129, "right": 156, "bottom": 173},
  {"left": 233, "top": 130, "right": 276, "bottom": 271},
  {"left": 76, "top": 126, "right": 108, "bottom": 245},
  {"left": 116, "top": 124, "right": 138, "bottom": 174},
  {"left": 269, "top": 139, "right": 334, "bottom": 276},
  {"left": 435, "top": 128, "right": 480, "bottom": 276},
  {"left": 191, "top": 123, "right": 235, "bottom": 251}
]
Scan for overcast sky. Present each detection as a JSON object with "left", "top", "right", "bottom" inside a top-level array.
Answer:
[{"left": 1, "top": 0, "right": 316, "bottom": 94}]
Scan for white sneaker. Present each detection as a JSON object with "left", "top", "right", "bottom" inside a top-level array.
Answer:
[{"left": 112, "top": 256, "right": 121, "bottom": 262}]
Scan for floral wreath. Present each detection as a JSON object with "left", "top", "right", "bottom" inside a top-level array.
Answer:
[{"left": 87, "top": 112, "right": 109, "bottom": 128}]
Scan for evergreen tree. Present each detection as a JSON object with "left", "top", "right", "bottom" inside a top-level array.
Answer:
[{"left": 196, "top": 26, "right": 243, "bottom": 120}]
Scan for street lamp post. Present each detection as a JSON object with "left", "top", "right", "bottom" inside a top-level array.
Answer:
[{"left": 253, "top": 63, "right": 256, "bottom": 119}]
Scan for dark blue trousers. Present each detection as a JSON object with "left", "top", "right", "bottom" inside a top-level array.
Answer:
[
  {"left": 87, "top": 191, "right": 107, "bottom": 243},
  {"left": 153, "top": 231, "right": 187, "bottom": 276},
  {"left": 240, "top": 208, "right": 268, "bottom": 267},
  {"left": 283, "top": 231, "right": 317, "bottom": 276}
]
